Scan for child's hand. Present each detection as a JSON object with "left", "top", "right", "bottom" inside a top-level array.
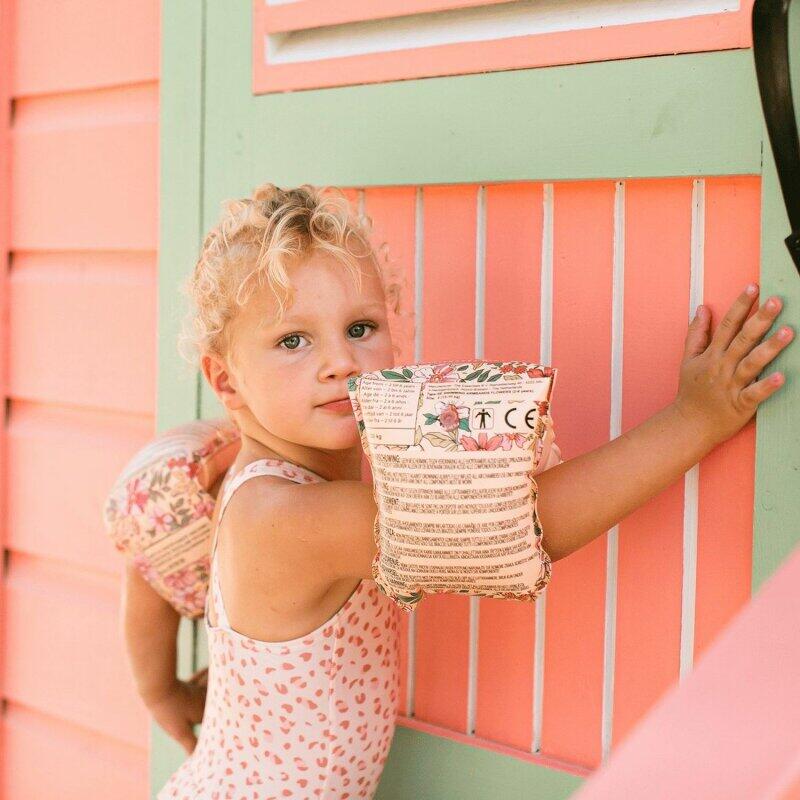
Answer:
[
  {"left": 674, "top": 284, "right": 792, "bottom": 447},
  {"left": 146, "top": 667, "right": 208, "bottom": 755}
]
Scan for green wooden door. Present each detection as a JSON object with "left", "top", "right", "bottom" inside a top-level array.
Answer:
[{"left": 154, "top": 2, "right": 800, "bottom": 796}]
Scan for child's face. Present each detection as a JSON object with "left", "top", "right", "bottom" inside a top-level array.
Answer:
[{"left": 211, "top": 249, "right": 395, "bottom": 452}]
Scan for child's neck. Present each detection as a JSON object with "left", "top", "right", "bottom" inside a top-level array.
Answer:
[{"left": 236, "top": 430, "right": 364, "bottom": 483}]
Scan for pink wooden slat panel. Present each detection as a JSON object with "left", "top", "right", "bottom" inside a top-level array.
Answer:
[
  {"left": 362, "top": 186, "right": 418, "bottom": 717},
  {"left": 0, "top": 0, "right": 14, "bottom": 721},
  {"left": 474, "top": 183, "right": 543, "bottom": 749},
  {"left": 3, "top": 702, "right": 147, "bottom": 800},
  {"left": 573, "top": 542, "right": 800, "bottom": 800},
  {"left": 363, "top": 187, "right": 417, "bottom": 372},
  {"left": 7, "top": 401, "right": 155, "bottom": 575},
  {"left": 260, "top": 0, "right": 510, "bottom": 33},
  {"left": 541, "top": 182, "right": 614, "bottom": 768},
  {"left": 4, "top": 552, "right": 151, "bottom": 748},
  {"left": 412, "top": 184, "right": 477, "bottom": 732},
  {"left": 694, "top": 177, "right": 761, "bottom": 660},
  {"left": 612, "top": 179, "right": 693, "bottom": 747},
  {"left": 254, "top": 11, "right": 753, "bottom": 95},
  {"left": 8, "top": 253, "right": 156, "bottom": 414},
  {"left": 11, "top": 90, "right": 158, "bottom": 251},
  {"left": 339, "top": 187, "right": 360, "bottom": 209},
  {"left": 14, "top": 0, "right": 159, "bottom": 96}
]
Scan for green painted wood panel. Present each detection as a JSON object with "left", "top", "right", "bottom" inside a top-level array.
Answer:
[
  {"left": 153, "top": 1, "right": 207, "bottom": 795},
  {"left": 155, "top": 1, "right": 800, "bottom": 796},
  {"left": 375, "top": 727, "right": 583, "bottom": 799},
  {"left": 203, "top": 1, "right": 762, "bottom": 196},
  {"left": 751, "top": 1, "right": 800, "bottom": 590}
]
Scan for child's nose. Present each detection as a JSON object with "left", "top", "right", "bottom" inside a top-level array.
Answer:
[{"left": 319, "top": 339, "right": 361, "bottom": 379}]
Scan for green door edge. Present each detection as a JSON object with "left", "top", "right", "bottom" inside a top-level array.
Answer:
[{"left": 153, "top": 1, "right": 800, "bottom": 795}]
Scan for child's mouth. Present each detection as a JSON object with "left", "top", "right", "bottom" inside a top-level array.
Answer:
[{"left": 318, "top": 399, "right": 352, "bottom": 413}]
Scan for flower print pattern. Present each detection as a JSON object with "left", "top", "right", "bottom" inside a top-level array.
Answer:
[
  {"left": 422, "top": 363, "right": 462, "bottom": 383},
  {"left": 103, "top": 420, "right": 241, "bottom": 618},
  {"left": 125, "top": 477, "right": 150, "bottom": 515},
  {"left": 460, "top": 431, "right": 504, "bottom": 451},
  {"left": 432, "top": 401, "right": 469, "bottom": 433},
  {"left": 500, "top": 432, "right": 531, "bottom": 450}
]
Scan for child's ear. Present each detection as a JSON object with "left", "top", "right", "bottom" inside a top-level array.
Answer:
[{"left": 201, "top": 353, "right": 246, "bottom": 412}]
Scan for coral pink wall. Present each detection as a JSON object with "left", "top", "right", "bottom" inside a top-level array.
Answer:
[{"left": 1, "top": 1, "right": 160, "bottom": 795}]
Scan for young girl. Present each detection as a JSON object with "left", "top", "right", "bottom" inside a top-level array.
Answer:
[{"left": 157, "top": 183, "right": 792, "bottom": 798}]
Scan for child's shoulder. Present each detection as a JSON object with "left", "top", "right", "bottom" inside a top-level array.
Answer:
[{"left": 218, "top": 467, "right": 378, "bottom": 586}]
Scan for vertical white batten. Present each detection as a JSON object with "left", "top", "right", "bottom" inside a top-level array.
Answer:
[
  {"left": 602, "top": 180, "right": 625, "bottom": 761},
  {"left": 681, "top": 179, "right": 705, "bottom": 681},
  {"left": 532, "top": 182, "right": 554, "bottom": 753},
  {"left": 467, "top": 185, "right": 487, "bottom": 736},
  {"left": 404, "top": 186, "right": 425, "bottom": 718}
]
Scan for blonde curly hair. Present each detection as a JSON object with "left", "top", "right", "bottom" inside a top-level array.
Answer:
[{"left": 178, "top": 182, "right": 404, "bottom": 366}]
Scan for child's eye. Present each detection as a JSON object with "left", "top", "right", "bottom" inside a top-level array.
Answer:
[
  {"left": 349, "top": 322, "right": 377, "bottom": 339},
  {"left": 278, "top": 333, "right": 308, "bottom": 351},
  {"left": 278, "top": 322, "right": 378, "bottom": 350}
]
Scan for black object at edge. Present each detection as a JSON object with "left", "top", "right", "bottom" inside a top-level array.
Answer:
[{"left": 753, "top": 0, "right": 800, "bottom": 276}]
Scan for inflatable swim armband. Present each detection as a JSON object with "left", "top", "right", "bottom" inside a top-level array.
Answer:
[
  {"left": 103, "top": 418, "right": 241, "bottom": 617},
  {"left": 347, "top": 360, "right": 560, "bottom": 612}
]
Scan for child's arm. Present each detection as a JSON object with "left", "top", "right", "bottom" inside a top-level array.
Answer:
[
  {"left": 536, "top": 286, "right": 790, "bottom": 561},
  {"left": 121, "top": 563, "right": 206, "bottom": 754},
  {"left": 236, "top": 285, "right": 791, "bottom": 581}
]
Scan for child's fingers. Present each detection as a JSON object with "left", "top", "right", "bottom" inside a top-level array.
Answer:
[
  {"left": 178, "top": 731, "right": 197, "bottom": 756},
  {"left": 739, "top": 370, "right": 785, "bottom": 407},
  {"left": 725, "top": 295, "right": 784, "bottom": 366},
  {"left": 733, "top": 323, "right": 793, "bottom": 387},
  {"left": 708, "top": 284, "right": 759, "bottom": 353},
  {"left": 177, "top": 723, "right": 198, "bottom": 755},
  {"left": 189, "top": 666, "right": 209, "bottom": 687}
]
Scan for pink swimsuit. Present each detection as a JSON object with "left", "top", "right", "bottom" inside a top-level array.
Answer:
[{"left": 158, "top": 459, "right": 401, "bottom": 800}]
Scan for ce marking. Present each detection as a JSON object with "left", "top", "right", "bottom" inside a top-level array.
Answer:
[{"left": 504, "top": 407, "right": 538, "bottom": 430}]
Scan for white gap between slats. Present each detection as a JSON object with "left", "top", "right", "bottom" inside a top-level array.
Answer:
[
  {"left": 601, "top": 180, "right": 626, "bottom": 761},
  {"left": 265, "top": 0, "right": 739, "bottom": 64},
  {"left": 406, "top": 187, "right": 425, "bottom": 717},
  {"left": 681, "top": 179, "right": 705, "bottom": 681},
  {"left": 466, "top": 185, "right": 488, "bottom": 735},
  {"left": 532, "top": 182, "right": 555, "bottom": 753}
]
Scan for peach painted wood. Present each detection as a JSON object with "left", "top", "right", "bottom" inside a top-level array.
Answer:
[
  {"left": 573, "top": 542, "right": 800, "bottom": 800},
  {"left": 362, "top": 187, "right": 418, "bottom": 373},
  {"left": 3, "top": 552, "right": 150, "bottom": 747},
  {"left": 611, "top": 179, "right": 694, "bottom": 748},
  {"left": 2, "top": 1, "right": 159, "bottom": 793},
  {"left": 694, "top": 177, "right": 760, "bottom": 661},
  {"left": 540, "top": 182, "right": 615, "bottom": 768},
  {"left": 6, "top": 403, "right": 155, "bottom": 575},
  {"left": 14, "top": 0, "right": 159, "bottom": 96},
  {"left": 3, "top": 703, "right": 146, "bottom": 800},
  {"left": 474, "top": 183, "right": 544, "bottom": 749},
  {"left": 253, "top": 6, "right": 754, "bottom": 94},
  {"left": 0, "top": 0, "right": 14, "bottom": 782},
  {"left": 8, "top": 253, "right": 156, "bottom": 414},
  {"left": 11, "top": 87, "right": 158, "bottom": 251},
  {"left": 412, "top": 185, "right": 477, "bottom": 732},
  {"left": 362, "top": 187, "right": 418, "bottom": 718}
]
